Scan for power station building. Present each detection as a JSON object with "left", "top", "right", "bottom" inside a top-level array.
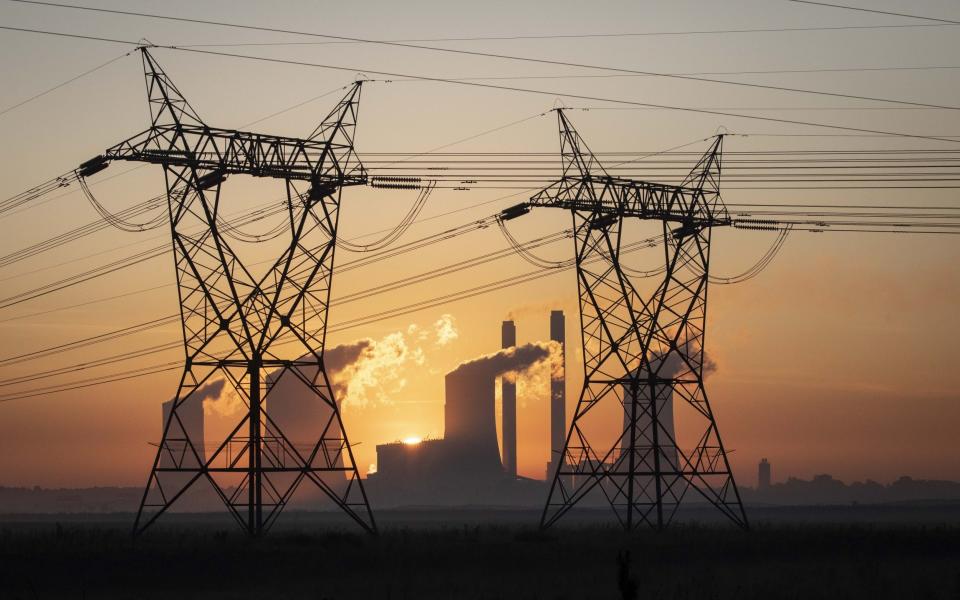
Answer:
[{"left": 367, "top": 312, "right": 567, "bottom": 506}]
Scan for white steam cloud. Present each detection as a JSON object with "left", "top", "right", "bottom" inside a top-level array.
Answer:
[
  {"left": 451, "top": 340, "right": 563, "bottom": 382},
  {"left": 202, "top": 315, "right": 457, "bottom": 415},
  {"left": 433, "top": 314, "right": 459, "bottom": 346}
]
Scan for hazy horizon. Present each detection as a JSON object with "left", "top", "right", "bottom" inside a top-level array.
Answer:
[{"left": 1, "top": 0, "right": 958, "bottom": 493}]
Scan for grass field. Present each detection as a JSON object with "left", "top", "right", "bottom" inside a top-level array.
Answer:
[{"left": 1, "top": 509, "right": 959, "bottom": 599}]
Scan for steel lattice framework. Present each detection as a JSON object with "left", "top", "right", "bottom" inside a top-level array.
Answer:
[
  {"left": 85, "top": 48, "right": 375, "bottom": 535},
  {"left": 529, "top": 110, "right": 748, "bottom": 530}
]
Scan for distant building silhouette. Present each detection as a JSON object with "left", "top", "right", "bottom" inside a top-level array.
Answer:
[
  {"left": 744, "top": 473, "right": 960, "bottom": 505},
  {"left": 759, "top": 458, "right": 771, "bottom": 489}
]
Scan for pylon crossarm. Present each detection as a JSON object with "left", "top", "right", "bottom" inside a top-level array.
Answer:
[
  {"left": 101, "top": 125, "right": 366, "bottom": 184},
  {"left": 529, "top": 178, "right": 729, "bottom": 226}
]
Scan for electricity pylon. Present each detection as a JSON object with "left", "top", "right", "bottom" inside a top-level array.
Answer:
[
  {"left": 528, "top": 110, "right": 747, "bottom": 530},
  {"left": 80, "top": 48, "right": 376, "bottom": 535}
]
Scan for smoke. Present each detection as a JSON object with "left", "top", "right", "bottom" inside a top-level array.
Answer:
[
  {"left": 639, "top": 341, "right": 718, "bottom": 379},
  {"left": 332, "top": 331, "right": 425, "bottom": 409},
  {"left": 458, "top": 340, "right": 564, "bottom": 412},
  {"left": 704, "top": 353, "right": 718, "bottom": 377},
  {"left": 450, "top": 340, "right": 562, "bottom": 382},
  {"left": 324, "top": 340, "right": 372, "bottom": 373},
  {"left": 184, "top": 379, "right": 243, "bottom": 418},
  {"left": 505, "top": 301, "right": 567, "bottom": 321},
  {"left": 190, "top": 314, "right": 462, "bottom": 415},
  {"left": 190, "top": 379, "right": 225, "bottom": 402},
  {"left": 202, "top": 337, "right": 409, "bottom": 416},
  {"left": 433, "top": 314, "right": 459, "bottom": 346}
]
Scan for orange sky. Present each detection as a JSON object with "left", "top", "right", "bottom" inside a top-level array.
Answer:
[{"left": 0, "top": 0, "right": 958, "bottom": 490}]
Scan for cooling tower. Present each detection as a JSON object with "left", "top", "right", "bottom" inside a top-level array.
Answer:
[
  {"left": 501, "top": 320, "right": 517, "bottom": 478},
  {"left": 619, "top": 360, "right": 680, "bottom": 475},
  {"left": 266, "top": 365, "right": 346, "bottom": 497},
  {"left": 160, "top": 395, "right": 204, "bottom": 468},
  {"left": 444, "top": 363, "right": 503, "bottom": 477},
  {"left": 549, "top": 310, "right": 566, "bottom": 475}
]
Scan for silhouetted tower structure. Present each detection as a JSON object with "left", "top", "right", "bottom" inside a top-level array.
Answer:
[
  {"left": 77, "top": 48, "right": 375, "bottom": 535},
  {"left": 501, "top": 320, "right": 517, "bottom": 478},
  {"left": 549, "top": 310, "right": 566, "bottom": 478},
  {"left": 758, "top": 458, "right": 771, "bottom": 490},
  {"left": 521, "top": 109, "right": 747, "bottom": 530}
]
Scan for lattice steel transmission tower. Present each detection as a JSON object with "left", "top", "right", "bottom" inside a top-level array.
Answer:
[
  {"left": 80, "top": 48, "right": 376, "bottom": 535},
  {"left": 527, "top": 110, "right": 747, "bottom": 530}
]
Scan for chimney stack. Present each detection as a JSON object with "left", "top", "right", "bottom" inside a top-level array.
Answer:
[
  {"left": 549, "top": 310, "right": 566, "bottom": 478},
  {"left": 501, "top": 321, "right": 517, "bottom": 478},
  {"left": 758, "top": 458, "right": 771, "bottom": 490}
]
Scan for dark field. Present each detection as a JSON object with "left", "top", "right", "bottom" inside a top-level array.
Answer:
[{"left": 2, "top": 508, "right": 959, "bottom": 599}]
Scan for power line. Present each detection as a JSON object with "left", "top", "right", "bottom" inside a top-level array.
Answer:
[
  {"left": 4, "top": 208, "right": 957, "bottom": 402},
  {"left": 381, "top": 64, "right": 960, "bottom": 83},
  {"left": 0, "top": 51, "right": 131, "bottom": 117},
  {"left": 0, "top": 363, "right": 180, "bottom": 402},
  {"left": 0, "top": 79, "right": 352, "bottom": 220},
  {"left": 0, "top": 24, "right": 137, "bottom": 45},
  {"left": 785, "top": 0, "right": 960, "bottom": 25},
  {"left": 174, "top": 23, "right": 960, "bottom": 45},
  {"left": 0, "top": 233, "right": 661, "bottom": 401},
  {"left": 3, "top": 147, "right": 958, "bottom": 279},
  {"left": 5, "top": 22, "right": 958, "bottom": 92},
  {"left": 3, "top": 24, "right": 958, "bottom": 142},
  {"left": 0, "top": 230, "right": 578, "bottom": 387},
  {"left": 0, "top": 315, "right": 176, "bottom": 368},
  {"left": 164, "top": 47, "right": 960, "bottom": 144},
  {"left": 1, "top": 199, "right": 956, "bottom": 371},
  {"left": 6, "top": 0, "right": 959, "bottom": 111}
]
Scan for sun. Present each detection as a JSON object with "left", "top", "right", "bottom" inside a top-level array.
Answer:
[{"left": 402, "top": 436, "right": 422, "bottom": 445}]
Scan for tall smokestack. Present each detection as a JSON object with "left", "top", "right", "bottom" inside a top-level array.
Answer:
[
  {"left": 501, "top": 320, "right": 517, "bottom": 478},
  {"left": 549, "top": 310, "right": 566, "bottom": 477}
]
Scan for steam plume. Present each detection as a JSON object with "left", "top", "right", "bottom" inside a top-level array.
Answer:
[{"left": 450, "top": 340, "right": 562, "bottom": 382}]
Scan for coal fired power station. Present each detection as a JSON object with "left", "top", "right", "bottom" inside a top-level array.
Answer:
[{"left": 366, "top": 312, "right": 567, "bottom": 506}]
